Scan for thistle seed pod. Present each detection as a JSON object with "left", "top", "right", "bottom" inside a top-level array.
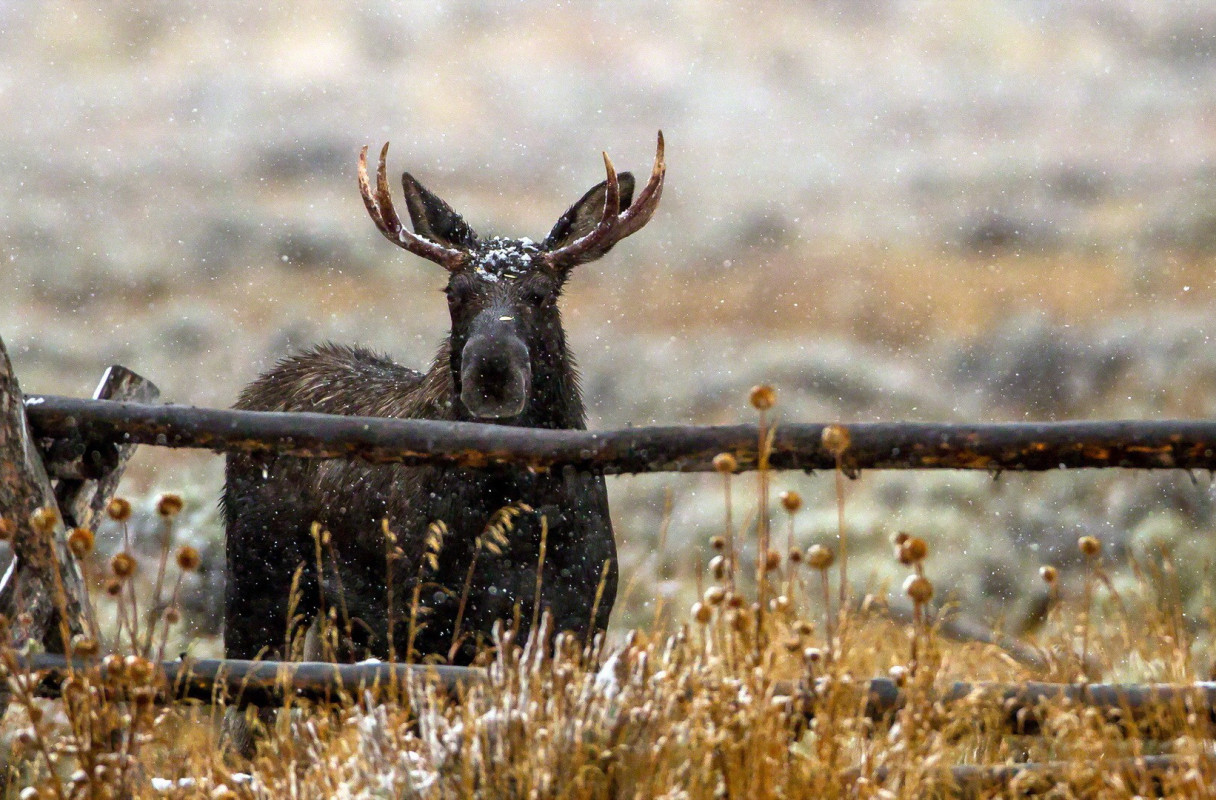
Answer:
[
  {"left": 807, "top": 544, "right": 834, "bottom": 571},
  {"left": 749, "top": 385, "right": 776, "bottom": 410}
]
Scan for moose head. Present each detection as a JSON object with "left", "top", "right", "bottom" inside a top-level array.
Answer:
[{"left": 358, "top": 133, "right": 665, "bottom": 422}]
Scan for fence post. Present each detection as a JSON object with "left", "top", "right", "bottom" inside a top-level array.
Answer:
[
  {"left": 49, "top": 365, "right": 159, "bottom": 531},
  {"left": 0, "top": 334, "right": 93, "bottom": 663}
]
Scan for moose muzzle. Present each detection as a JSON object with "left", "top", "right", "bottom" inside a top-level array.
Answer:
[{"left": 460, "top": 326, "right": 531, "bottom": 419}]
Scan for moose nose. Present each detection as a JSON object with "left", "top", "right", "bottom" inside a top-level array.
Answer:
[{"left": 460, "top": 334, "right": 531, "bottom": 419}]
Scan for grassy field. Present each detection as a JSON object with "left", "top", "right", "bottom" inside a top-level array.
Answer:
[{"left": 4, "top": 467, "right": 1216, "bottom": 797}]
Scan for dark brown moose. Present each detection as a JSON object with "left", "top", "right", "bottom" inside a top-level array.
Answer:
[{"left": 221, "top": 135, "right": 665, "bottom": 685}]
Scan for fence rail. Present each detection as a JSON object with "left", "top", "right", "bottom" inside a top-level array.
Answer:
[
  {"left": 17, "top": 654, "right": 1216, "bottom": 739},
  {"left": 19, "top": 654, "right": 476, "bottom": 705},
  {"left": 25, "top": 394, "right": 1216, "bottom": 474}
]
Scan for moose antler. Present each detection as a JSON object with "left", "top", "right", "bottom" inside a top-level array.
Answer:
[
  {"left": 541, "top": 131, "right": 666, "bottom": 270},
  {"left": 358, "top": 143, "right": 468, "bottom": 271}
]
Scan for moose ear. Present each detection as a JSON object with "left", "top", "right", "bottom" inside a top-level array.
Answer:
[
  {"left": 542, "top": 172, "right": 636, "bottom": 251},
  {"left": 400, "top": 173, "right": 479, "bottom": 249}
]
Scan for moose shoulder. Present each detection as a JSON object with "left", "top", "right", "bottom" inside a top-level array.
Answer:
[{"left": 221, "top": 134, "right": 665, "bottom": 670}]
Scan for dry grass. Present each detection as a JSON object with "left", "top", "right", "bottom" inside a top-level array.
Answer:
[
  {"left": 573, "top": 245, "right": 1216, "bottom": 346},
  {"left": 4, "top": 396, "right": 1216, "bottom": 798}
]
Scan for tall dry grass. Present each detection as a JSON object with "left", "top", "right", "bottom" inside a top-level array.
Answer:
[{"left": 0, "top": 388, "right": 1214, "bottom": 797}]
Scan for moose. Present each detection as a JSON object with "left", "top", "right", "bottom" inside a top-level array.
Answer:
[{"left": 221, "top": 135, "right": 665, "bottom": 684}]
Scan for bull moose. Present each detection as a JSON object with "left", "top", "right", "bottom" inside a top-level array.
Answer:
[{"left": 221, "top": 135, "right": 665, "bottom": 684}]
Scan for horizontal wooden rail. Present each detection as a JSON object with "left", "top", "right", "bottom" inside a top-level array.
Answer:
[
  {"left": 18, "top": 654, "right": 480, "bottom": 706},
  {"left": 859, "top": 755, "right": 1213, "bottom": 797},
  {"left": 16, "top": 654, "right": 1216, "bottom": 738},
  {"left": 854, "top": 676, "right": 1216, "bottom": 737},
  {"left": 24, "top": 395, "right": 1216, "bottom": 474}
]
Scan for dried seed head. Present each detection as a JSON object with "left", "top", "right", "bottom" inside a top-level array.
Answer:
[
  {"left": 903, "top": 574, "right": 934, "bottom": 605},
  {"left": 106, "top": 497, "right": 132, "bottom": 522},
  {"left": 125, "top": 655, "right": 154, "bottom": 683},
  {"left": 726, "top": 592, "right": 745, "bottom": 609},
  {"left": 164, "top": 606, "right": 181, "bottom": 625},
  {"left": 101, "top": 653, "right": 125, "bottom": 678},
  {"left": 712, "top": 452, "right": 738, "bottom": 474},
  {"left": 70, "top": 635, "right": 100, "bottom": 658},
  {"left": 692, "top": 602, "right": 712, "bottom": 625},
  {"left": 820, "top": 424, "right": 851, "bottom": 458},
  {"left": 779, "top": 490, "right": 802, "bottom": 513},
  {"left": 1078, "top": 535, "right": 1101, "bottom": 558},
  {"left": 156, "top": 493, "right": 184, "bottom": 517},
  {"left": 764, "top": 549, "right": 781, "bottom": 572},
  {"left": 795, "top": 620, "right": 814, "bottom": 637},
  {"left": 898, "top": 537, "right": 929, "bottom": 565},
  {"left": 803, "top": 647, "right": 823, "bottom": 664},
  {"left": 709, "top": 555, "right": 728, "bottom": 581},
  {"left": 749, "top": 385, "right": 776, "bottom": 411},
  {"left": 891, "top": 531, "right": 910, "bottom": 547},
  {"left": 771, "top": 595, "right": 791, "bottom": 614},
  {"left": 0, "top": 516, "right": 14, "bottom": 541},
  {"left": 30, "top": 507, "right": 58, "bottom": 535},
  {"left": 806, "top": 544, "right": 835, "bottom": 571},
  {"left": 426, "top": 521, "right": 447, "bottom": 555},
  {"left": 788, "top": 547, "right": 803, "bottom": 564},
  {"left": 110, "top": 552, "right": 136, "bottom": 579},
  {"left": 67, "top": 528, "right": 94, "bottom": 559},
  {"left": 104, "top": 578, "right": 123, "bottom": 597},
  {"left": 1039, "top": 565, "right": 1058, "bottom": 585},
  {"left": 703, "top": 586, "right": 726, "bottom": 607},
  {"left": 889, "top": 665, "right": 909, "bottom": 687},
  {"left": 175, "top": 546, "right": 201, "bottom": 572},
  {"left": 710, "top": 535, "right": 726, "bottom": 551}
]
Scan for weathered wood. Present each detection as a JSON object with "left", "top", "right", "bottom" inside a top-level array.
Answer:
[
  {"left": 0, "top": 335, "right": 92, "bottom": 657},
  {"left": 14, "top": 652, "right": 1216, "bottom": 739},
  {"left": 839, "top": 676, "right": 1216, "bottom": 737},
  {"left": 25, "top": 395, "right": 1216, "bottom": 474},
  {"left": 19, "top": 654, "right": 481, "bottom": 705},
  {"left": 48, "top": 366, "right": 159, "bottom": 531},
  {"left": 853, "top": 755, "right": 1212, "bottom": 797}
]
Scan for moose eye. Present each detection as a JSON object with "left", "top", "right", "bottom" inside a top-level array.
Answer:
[{"left": 520, "top": 278, "right": 554, "bottom": 306}]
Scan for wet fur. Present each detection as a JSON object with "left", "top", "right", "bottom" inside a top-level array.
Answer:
[{"left": 222, "top": 340, "right": 616, "bottom": 664}]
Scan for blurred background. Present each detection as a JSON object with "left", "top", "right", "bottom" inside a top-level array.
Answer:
[{"left": 4, "top": 0, "right": 1216, "bottom": 653}]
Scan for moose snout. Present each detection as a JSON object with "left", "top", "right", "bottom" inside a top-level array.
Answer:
[{"left": 460, "top": 334, "right": 531, "bottom": 419}]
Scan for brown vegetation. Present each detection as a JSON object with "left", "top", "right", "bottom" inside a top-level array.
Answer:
[{"left": 3, "top": 395, "right": 1215, "bottom": 797}]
